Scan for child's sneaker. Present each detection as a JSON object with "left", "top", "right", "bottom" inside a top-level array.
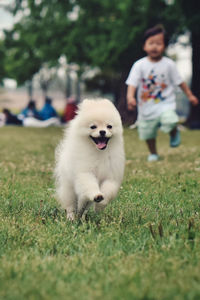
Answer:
[
  {"left": 147, "top": 154, "right": 159, "bottom": 162},
  {"left": 170, "top": 129, "right": 181, "bottom": 147}
]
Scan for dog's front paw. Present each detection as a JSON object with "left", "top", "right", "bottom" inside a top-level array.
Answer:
[
  {"left": 66, "top": 212, "right": 76, "bottom": 221},
  {"left": 94, "top": 194, "right": 104, "bottom": 203}
]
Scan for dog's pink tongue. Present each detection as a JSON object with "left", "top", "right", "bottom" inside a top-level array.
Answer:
[{"left": 97, "top": 142, "right": 106, "bottom": 149}]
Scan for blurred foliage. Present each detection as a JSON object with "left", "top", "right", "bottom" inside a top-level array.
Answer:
[
  {"left": 2, "top": 0, "right": 200, "bottom": 123},
  {"left": 0, "top": 41, "right": 6, "bottom": 84},
  {"left": 4, "top": 27, "right": 41, "bottom": 85},
  {"left": 176, "top": 0, "right": 200, "bottom": 34},
  {"left": 3, "top": 0, "right": 73, "bottom": 85},
  {"left": 3, "top": 0, "right": 182, "bottom": 85}
]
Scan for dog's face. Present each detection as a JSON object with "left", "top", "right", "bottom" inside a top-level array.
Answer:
[
  {"left": 89, "top": 121, "right": 113, "bottom": 150},
  {"left": 75, "top": 99, "right": 123, "bottom": 151}
]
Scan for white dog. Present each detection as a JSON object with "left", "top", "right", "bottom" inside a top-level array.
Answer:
[{"left": 55, "top": 99, "right": 125, "bottom": 220}]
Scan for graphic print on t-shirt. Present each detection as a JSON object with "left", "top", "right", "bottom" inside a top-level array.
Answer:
[{"left": 141, "top": 69, "right": 167, "bottom": 104}]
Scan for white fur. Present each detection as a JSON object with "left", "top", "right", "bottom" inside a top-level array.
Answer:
[{"left": 55, "top": 99, "right": 125, "bottom": 220}]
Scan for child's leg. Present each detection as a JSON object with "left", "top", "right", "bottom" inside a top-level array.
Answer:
[
  {"left": 169, "top": 126, "right": 181, "bottom": 147},
  {"left": 160, "top": 110, "right": 178, "bottom": 133},
  {"left": 160, "top": 110, "right": 180, "bottom": 147},
  {"left": 170, "top": 126, "right": 178, "bottom": 137},
  {"left": 138, "top": 119, "right": 159, "bottom": 158},
  {"left": 146, "top": 138, "right": 157, "bottom": 154}
]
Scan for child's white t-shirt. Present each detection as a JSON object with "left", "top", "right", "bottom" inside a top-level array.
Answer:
[{"left": 126, "top": 56, "right": 183, "bottom": 120}]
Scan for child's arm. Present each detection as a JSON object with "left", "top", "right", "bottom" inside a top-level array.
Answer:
[
  {"left": 179, "top": 82, "right": 199, "bottom": 106},
  {"left": 127, "top": 85, "right": 137, "bottom": 110}
]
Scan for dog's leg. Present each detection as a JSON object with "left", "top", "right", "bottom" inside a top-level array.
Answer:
[
  {"left": 75, "top": 173, "right": 104, "bottom": 217},
  {"left": 78, "top": 195, "right": 103, "bottom": 217},
  {"left": 57, "top": 183, "right": 77, "bottom": 221},
  {"left": 80, "top": 202, "right": 93, "bottom": 220},
  {"left": 66, "top": 211, "right": 76, "bottom": 221},
  {"left": 94, "top": 180, "right": 119, "bottom": 212}
]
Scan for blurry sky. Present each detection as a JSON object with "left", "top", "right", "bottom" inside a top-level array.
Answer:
[{"left": 0, "top": 0, "right": 14, "bottom": 31}]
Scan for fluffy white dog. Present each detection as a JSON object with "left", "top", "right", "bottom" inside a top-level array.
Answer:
[{"left": 55, "top": 99, "right": 125, "bottom": 220}]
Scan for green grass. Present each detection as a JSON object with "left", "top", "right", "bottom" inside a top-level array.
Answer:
[{"left": 0, "top": 126, "right": 200, "bottom": 300}]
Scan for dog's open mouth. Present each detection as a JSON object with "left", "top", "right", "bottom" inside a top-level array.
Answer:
[{"left": 90, "top": 136, "right": 110, "bottom": 150}]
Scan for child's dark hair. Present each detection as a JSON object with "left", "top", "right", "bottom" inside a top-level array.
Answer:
[{"left": 143, "top": 24, "right": 168, "bottom": 47}]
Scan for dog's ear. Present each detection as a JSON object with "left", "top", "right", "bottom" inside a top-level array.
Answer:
[
  {"left": 78, "top": 99, "right": 92, "bottom": 112},
  {"left": 80, "top": 99, "right": 91, "bottom": 106}
]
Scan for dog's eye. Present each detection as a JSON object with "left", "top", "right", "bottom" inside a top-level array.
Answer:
[
  {"left": 90, "top": 125, "right": 97, "bottom": 129},
  {"left": 107, "top": 125, "right": 112, "bottom": 129}
]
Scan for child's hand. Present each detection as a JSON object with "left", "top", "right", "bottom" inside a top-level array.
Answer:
[
  {"left": 127, "top": 98, "right": 137, "bottom": 111},
  {"left": 189, "top": 95, "right": 199, "bottom": 106}
]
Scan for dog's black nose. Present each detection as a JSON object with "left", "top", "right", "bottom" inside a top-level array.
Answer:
[
  {"left": 99, "top": 130, "right": 106, "bottom": 136},
  {"left": 94, "top": 195, "right": 104, "bottom": 203}
]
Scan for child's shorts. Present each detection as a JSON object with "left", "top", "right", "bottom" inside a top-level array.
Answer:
[{"left": 138, "top": 110, "right": 179, "bottom": 140}]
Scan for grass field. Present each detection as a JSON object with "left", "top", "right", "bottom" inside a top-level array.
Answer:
[{"left": 0, "top": 126, "right": 200, "bottom": 300}]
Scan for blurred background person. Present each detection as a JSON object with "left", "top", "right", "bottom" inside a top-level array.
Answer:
[
  {"left": 62, "top": 97, "right": 78, "bottom": 123},
  {"left": 19, "top": 100, "right": 40, "bottom": 120},
  {"left": 39, "top": 96, "right": 58, "bottom": 121},
  {"left": 2, "top": 108, "right": 23, "bottom": 125}
]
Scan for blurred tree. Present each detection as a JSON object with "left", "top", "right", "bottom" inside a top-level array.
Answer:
[
  {"left": 61, "top": 0, "right": 181, "bottom": 123},
  {"left": 4, "top": 25, "right": 42, "bottom": 97},
  {"left": 175, "top": 0, "right": 200, "bottom": 127},
  {"left": 0, "top": 41, "right": 6, "bottom": 84},
  {"left": 4, "top": 0, "right": 73, "bottom": 97},
  {"left": 4, "top": 0, "right": 182, "bottom": 123}
]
